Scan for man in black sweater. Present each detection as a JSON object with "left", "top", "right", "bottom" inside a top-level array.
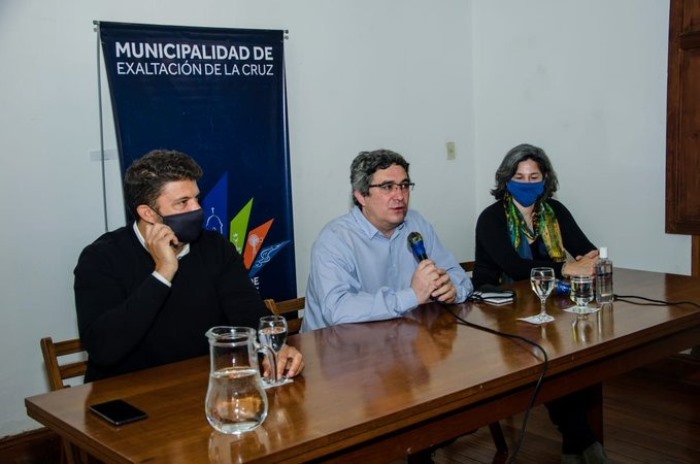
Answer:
[{"left": 74, "top": 149, "right": 303, "bottom": 381}]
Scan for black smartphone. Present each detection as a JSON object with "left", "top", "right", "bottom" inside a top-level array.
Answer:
[{"left": 89, "top": 399, "right": 147, "bottom": 426}]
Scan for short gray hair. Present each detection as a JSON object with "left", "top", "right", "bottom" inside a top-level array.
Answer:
[{"left": 350, "top": 149, "right": 410, "bottom": 207}]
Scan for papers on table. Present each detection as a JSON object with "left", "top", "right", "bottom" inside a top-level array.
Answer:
[{"left": 517, "top": 315, "right": 551, "bottom": 325}]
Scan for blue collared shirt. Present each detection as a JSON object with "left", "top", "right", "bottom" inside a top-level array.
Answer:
[{"left": 302, "top": 207, "right": 472, "bottom": 331}]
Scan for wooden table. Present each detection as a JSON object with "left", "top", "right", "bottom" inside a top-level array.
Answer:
[{"left": 26, "top": 269, "right": 700, "bottom": 463}]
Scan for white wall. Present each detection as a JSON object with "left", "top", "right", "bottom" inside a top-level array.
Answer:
[
  {"left": 472, "top": 0, "right": 687, "bottom": 274},
  {"left": 0, "top": 0, "right": 686, "bottom": 438},
  {"left": 0, "top": 0, "right": 474, "bottom": 436}
]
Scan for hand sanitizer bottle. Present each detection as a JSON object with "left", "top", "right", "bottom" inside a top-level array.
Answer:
[{"left": 595, "top": 247, "right": 614, "bottom": 304}]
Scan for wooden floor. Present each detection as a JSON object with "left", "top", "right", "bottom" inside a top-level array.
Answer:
[{"left": 434, "top": 355, "right": 700, "bottom": 464}]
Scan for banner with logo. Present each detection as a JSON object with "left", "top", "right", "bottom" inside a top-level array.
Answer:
[{"left": 98, "top": 21, "right": 296, "bottom": 300}]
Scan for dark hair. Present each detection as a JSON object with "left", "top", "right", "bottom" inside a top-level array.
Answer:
[
  {"left": 350, "top": 149, "right": 410, "bottom": 207},
  {"left": 490, "top": 143, "right": 558, "bottom": 200},
  {"left": 124, "top": 149, "right": 203, "bottom": 212}
]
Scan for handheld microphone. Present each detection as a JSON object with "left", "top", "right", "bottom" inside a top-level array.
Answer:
[{"left": 408, "top": 231, "right": 428, "bottom": 261}]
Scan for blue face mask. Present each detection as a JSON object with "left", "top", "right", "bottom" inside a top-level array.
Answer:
[{"left": 506, "top": 180, "right": 545, "bottom": 207}]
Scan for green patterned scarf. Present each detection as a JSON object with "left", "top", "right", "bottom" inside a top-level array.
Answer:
[{"left": 505, "top": 195, "right": 566, "bottom": 262}]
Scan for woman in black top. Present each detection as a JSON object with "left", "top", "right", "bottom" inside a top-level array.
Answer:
[
  {"left": 473, "top": 143, "right": 598, "bottom": 289},
  {"left": 473, "top": 143, "right": 608, "bottom": 463}
]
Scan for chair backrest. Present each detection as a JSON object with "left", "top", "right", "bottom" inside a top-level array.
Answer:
[
  {"left": 40, "top": 337, "right": 87, "bottom": 391},
  {"left": 263, "top": 297, "right": 305, "bottom": 335},
  {"left": 460, "top": 261, "right": 475, "bottom": 273}
]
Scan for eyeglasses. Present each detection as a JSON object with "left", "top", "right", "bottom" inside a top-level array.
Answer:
[{"left": 368, "top": 181, "right": 415, "bottom": 194}]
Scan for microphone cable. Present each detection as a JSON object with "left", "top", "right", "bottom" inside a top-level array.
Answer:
[
  {"left": 612, "top": 294, "right": 700, "bottom": 308},
  {"left": 443, "top": 305, "right": 549, "bottom": 464}
]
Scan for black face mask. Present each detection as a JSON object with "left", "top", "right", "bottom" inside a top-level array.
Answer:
[{"left": 160, "top": 208, "right": 205, "bottom": 243}]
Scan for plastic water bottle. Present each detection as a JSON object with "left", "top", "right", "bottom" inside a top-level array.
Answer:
[{"left": 596, "top": 247, "right": 614, "bottom": 304}]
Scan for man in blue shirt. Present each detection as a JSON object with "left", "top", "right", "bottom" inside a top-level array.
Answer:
[{"left": 302, "top": 149, "right": 472, "bottom": 331}]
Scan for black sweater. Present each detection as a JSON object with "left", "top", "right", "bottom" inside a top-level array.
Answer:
[
  {"left": 74, "top": 225, "right": 267, "bottom": 381},
  {"left": 473, "top": 199, "right": 596, "bottom": 289}
]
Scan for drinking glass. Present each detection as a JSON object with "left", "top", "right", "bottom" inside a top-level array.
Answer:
[
  {"left": 257, "top": 315, "right": 289, "bottom": 386},
  {"left": 569, "top": 275, "right": 597, "bottom": 314},
  {"left": 530, "top": 267, "right": 556, "bottom": 323}
]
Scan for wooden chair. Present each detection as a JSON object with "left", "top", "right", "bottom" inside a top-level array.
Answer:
[
  {"left": 40, "top": 337, "right": 87, "bottom": 391},
  {"left": 263, "top": 297, "right": 305, "bottom": 335},
  {"left": 460, "top": 260, "right": 475, "bottom": 274},
  {"left": 40, "top": 337, "right": 91, "bottom": 464}
]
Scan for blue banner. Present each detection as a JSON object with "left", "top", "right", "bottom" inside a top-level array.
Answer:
[{"left": 98, "top": 21, "right": 296, "bottom": 300}]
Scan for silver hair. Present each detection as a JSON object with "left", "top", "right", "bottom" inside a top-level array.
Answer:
[{"left": 350, "top": 149, "right": 410, "bottom": 207}]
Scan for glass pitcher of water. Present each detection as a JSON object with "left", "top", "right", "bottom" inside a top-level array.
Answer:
[{"left": 205, "top": 326, "right": 276, "bottom": 434}]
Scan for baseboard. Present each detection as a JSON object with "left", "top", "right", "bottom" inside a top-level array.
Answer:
[{"left": 0, "top": 427, "right": 60, "bottom": 464}]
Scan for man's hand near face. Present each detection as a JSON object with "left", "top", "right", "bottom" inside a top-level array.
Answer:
[{"left": 143, "top": 222, "right": 180, "bottom": 282}]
